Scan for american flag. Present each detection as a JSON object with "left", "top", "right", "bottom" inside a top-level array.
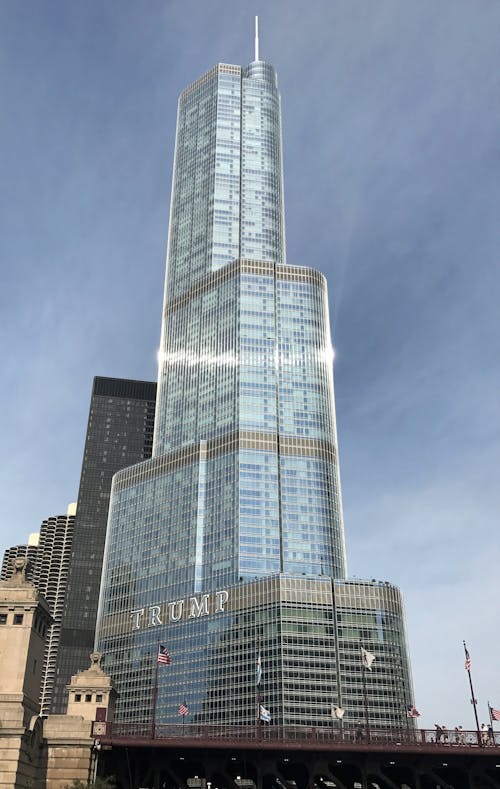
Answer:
[
  {"left": 178, "top": 703, "right": 189, "bottom": 717},
  {"left": 406, "top": 705, "right": 420, "bottom": 718},
  {"left": 464, "top": 646, "right": 471, "bottom": 672},
  {"left": 157, "top": 643, "right": 172, "bottom": 665},
  {"left": 491, "top": 707, "right": 500, "bottom": 722}
]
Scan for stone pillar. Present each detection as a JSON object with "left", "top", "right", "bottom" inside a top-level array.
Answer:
[
  {"left": 42, "top": 652, "right": 117, "bottom": 788},
  {"left": 66, "top": 651, "right": 117, "bottom": 724},
  {"left": 0, "top": 558, "right": 52, "bottom": 787}
]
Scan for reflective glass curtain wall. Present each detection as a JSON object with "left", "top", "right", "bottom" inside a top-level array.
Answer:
[
  {"left": 95, "top": 56, "right": 410, "bottom": 727},
  {"left": 150, "top": 58, "right": 345, "bottom": 588}
]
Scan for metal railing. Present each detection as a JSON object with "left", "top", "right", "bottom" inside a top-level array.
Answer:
[{"left": 97, "top": 722, "right": 500, "bottom": 749}]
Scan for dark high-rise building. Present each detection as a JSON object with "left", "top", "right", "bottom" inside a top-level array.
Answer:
[
  {"left": 52, "top": 376, "right": 156, "bottom": 713},
  {"left": 1, "top": 534, "right": 39, "bottom": 583},
  {"left": 32, "top": 504, "right": 76, "bottom": 715},
  {"left": 95, "top": 34, "right": 415, "bottom": 730}
]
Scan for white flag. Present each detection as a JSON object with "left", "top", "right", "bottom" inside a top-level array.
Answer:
[
  {"left": 361, "top": 646, "right": 375, "bottom": 671},
  {"left": 259, "top": 704, "right": 271, "bottom": 722},
  {"left": 332, "top": 705, "right": 345, "bottom": 719},
  {"left": 256, "top": 651, "right": 262, "bottom": 686}
]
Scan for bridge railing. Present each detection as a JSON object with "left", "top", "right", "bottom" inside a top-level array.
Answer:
[{"left": 98, "top": 722, "right": 500, "bottom": 748}]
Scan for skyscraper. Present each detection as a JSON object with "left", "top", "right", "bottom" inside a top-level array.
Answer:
[
  {"left": 96, "top": 34, "right": 413, "bottom": 729},
  {"left": 52, "top": 377, "right": 156, "bottom": 713},
  {"left": 1, "top": 533, "right": 39, "bottom": 583},
  {"left": 32, "top": 503, "right": 76, "bottom": 715}
]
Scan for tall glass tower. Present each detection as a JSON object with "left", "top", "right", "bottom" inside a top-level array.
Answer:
[{"left": 96, "top": 39, "right": 413, "bottom": 730}]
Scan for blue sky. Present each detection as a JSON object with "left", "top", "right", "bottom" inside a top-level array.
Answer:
[{"left": 1, "top": 1, "right": 499, "bottom": 729}]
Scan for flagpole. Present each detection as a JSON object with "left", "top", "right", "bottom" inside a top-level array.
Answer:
[
  {"left": 152, "top": 641, "right": 159, "bottom": 740},
  {"left": 257, "top": 687, "right": 261, "bottom": 739},
  {"left": 256, "top": 643, "right": 262, "bottom": 740},
  {"left": 361, "top": 665, "right": 370, "bottom": 742},
  {"left": 463, "top": 641, "right": 481, "bottom": 746},
  {"left": 332, "top": 706, "right": 345, "bottom": 741}
]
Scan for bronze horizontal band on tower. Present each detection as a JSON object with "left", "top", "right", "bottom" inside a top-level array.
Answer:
[
  {"left": 164, "top": 258, "right": 327, "bottom": 319},
  {"left": 180, "top": 63, "right": 242, "bottom": 100},
  {"left": 113, "top": 430, "right": 337, "bottom": 492}
]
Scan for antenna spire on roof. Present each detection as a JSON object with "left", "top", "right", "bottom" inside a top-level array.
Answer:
[{"left": 254, "top": 15, "right": 260, "bottom": 61}]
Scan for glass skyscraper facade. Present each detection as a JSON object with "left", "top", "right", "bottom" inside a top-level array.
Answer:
[{"left": 96, "top": 52, "right": 413, "bottom": 730}]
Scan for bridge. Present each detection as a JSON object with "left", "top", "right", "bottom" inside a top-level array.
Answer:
[{"left": 94, "top": 724, "right": 500, "bottom": 789}]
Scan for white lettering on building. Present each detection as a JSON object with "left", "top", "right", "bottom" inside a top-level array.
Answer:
[
  {"left": 130, "top": 608, "right": 145, "bottom": 629},
  {"left": 168, "top": 599, "right": 184, "bottom": 622},
  {"left": 148, "top": 605, "right": 162, "bottom": 626},
  {"left": 215, "top": 589, "right": 229, "bottom": 612},
  {"left": 129, "top": 590, "right": 229, "bottom": 630},
  {"left": 188, "top": 594, "right": 209, "bottom": 618}
]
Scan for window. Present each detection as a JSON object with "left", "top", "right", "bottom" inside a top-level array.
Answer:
[
  {"left": 96, "top": 694, "right": 103, "bottom": 703},
  {"left": 13, "top": 614, "right": 23, "bottom": 625},
  {"left": 0, "top": 614, "right": 7, "bottom": 625},
  {"left": 75, "top": 694, "right": 82, "bottom": 702},
  {"left": 85, "top": 694, "right": 92, "bottom": 702}
]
